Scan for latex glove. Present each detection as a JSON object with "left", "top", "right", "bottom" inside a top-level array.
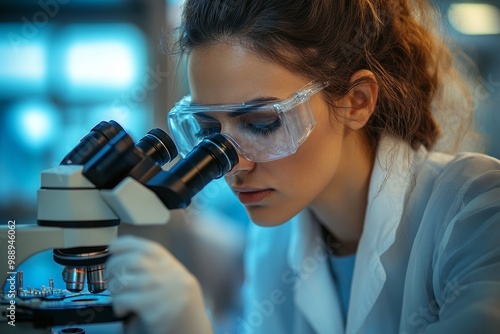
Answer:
[{"left": 106, "top": 235, "right": 213, "bottom": 334}]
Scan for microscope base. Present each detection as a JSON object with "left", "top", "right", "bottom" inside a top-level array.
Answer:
[{"left": 1, "top": 293, "right": 125, "bottom": 333}]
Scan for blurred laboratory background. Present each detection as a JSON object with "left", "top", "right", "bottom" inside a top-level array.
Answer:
[{"left": 0, "top": 0, "right": 499, "bottom": 332}]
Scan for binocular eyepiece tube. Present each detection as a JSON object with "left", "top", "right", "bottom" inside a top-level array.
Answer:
[
  {"left": 53, "top": 120, "right": 239, "bottom": 294},
  {"left": 76, "top": 120, "right": 239, "bottom": 208},
  {"left": 60, "top": 120, "right": 125, "bottom": 166},
  {"left": 146, "top": 133, "right": 239, "bottom": 209}
]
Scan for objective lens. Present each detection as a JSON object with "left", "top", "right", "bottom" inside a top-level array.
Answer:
[
  {"left": 62, "top": 266, "right": 86, "bottom": 292},
  {"left": 60, "top": 121, "right": 124, "bottom": 165},
  {"left": 54, "top": 247, "right": 110, "bottom": 294},
  {"left": 86, "top": 264, "right": 107, "bottom": 293},
  {"left": 146, "top": 133, "right": 239, "bottom": 209}
]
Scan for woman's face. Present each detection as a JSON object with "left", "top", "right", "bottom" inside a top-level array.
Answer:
[{"left": 187, "top": 43, "right": 350, "bottom": 226}]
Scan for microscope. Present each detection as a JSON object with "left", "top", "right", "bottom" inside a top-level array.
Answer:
[{"left": 0, "top": 121, "right": 238, "bottom": 333}]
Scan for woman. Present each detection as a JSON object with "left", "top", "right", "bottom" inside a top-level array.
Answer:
[{"left": 106, "top": 0, "right": 500, "bottom": 333}]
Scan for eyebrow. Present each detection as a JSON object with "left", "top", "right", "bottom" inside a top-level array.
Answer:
[
  {"left": 191, "top": 96, "right": 278, "bottom": 106},
  {"left": 191, "top": 96, "right": 281, "bottom": 118},
  {"left": 229, "top": 98, "right": 279, "bottom": 118},
  {"left": 246, "top": 97, "right": 279, "bottom": 104}
]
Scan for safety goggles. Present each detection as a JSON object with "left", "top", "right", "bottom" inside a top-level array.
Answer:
[{"left": 168, "top": 81, "right": 329, "bottom": 162}]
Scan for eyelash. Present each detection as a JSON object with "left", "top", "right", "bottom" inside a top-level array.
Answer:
[
  {"left": 243, "top": 118, "right": 282, "bottom": 136},
  {"left": 195, "top": 115, "right": 282, "bottom": 138}
]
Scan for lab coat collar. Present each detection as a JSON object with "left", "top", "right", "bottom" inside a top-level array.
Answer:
[
  {"left": 287, "top": 135, "right": 425, "bottom": 334},
  {"left": 348, "top": 136, "right": 425, "bottom": 333},
  {"left": 288, "top": 209, "right": 345, "bottom": 334}
]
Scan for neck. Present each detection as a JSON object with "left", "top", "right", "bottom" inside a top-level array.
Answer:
[{"left": 310, "top": 130, "right": 374, "bottom": 256}]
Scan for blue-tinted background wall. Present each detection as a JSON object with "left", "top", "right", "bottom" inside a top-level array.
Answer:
[{"left": 0, "top": 0, "right": 187, "bottom": 225}]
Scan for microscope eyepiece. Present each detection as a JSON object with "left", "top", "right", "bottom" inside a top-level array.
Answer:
[
  {"left": 146, "top": 133, "right": 239, "bottom": 209},
  {"left": 136, "top": 128, "right": 178, "bottom": 166},
  {"left": 199, "top": 133, "right": 239, "bottom": 177},
  {"left": 83, "top": 127, "right": 178, "bottom": 189},
  {"left": 60, "top": 121, "right": 124, "bottom": 165}
]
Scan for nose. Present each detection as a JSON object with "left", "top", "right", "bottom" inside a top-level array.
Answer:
[{"left": 226, "top": 152, "right": 256, "bottom": 176}]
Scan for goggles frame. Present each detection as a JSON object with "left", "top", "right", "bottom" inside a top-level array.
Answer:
[{"left": 168, "top": 81, "right": 329, "bottom": 162}]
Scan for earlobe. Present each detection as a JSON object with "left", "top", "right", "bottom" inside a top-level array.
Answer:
[{"left": 344, "top": 70, "right": 378, "bottom": 131}]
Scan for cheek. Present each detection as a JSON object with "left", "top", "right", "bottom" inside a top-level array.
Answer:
[
  {"left": 246, "top": 128, "right": 343, "bottom": 225},
  {"left": 291, "top": 107, "right": 345, "bottom": 176},
  {"left": 276, "top": 110, "right": 344, "bottom": 196}
]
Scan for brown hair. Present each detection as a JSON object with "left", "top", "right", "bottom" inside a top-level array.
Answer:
[{"left": 172, "top": 0, "right": 474, "bottom": 152}]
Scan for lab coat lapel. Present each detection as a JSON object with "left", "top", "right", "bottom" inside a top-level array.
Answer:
[
  {"left": 288, "top": 210, "right": 345, "bottom": 334},
  {"left": 346, "top": 136, "right": 422, "bottom": 334}
]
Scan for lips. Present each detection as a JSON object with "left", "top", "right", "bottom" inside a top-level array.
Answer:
[{"left": 233, "top": 188, "right": 273, "bottom": 205}]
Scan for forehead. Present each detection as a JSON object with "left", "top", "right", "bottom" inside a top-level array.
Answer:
[{"left": 187, "top": 43, "right": 309, "bottom": 104}]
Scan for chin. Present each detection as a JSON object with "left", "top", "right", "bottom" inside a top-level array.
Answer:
[{"left": 245, "top": 206, "right": 294, "bottom": 227}]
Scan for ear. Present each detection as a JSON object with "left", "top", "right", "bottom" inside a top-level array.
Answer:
[{"left": 342, "top": 70, "right": 378, "bottom": 131}]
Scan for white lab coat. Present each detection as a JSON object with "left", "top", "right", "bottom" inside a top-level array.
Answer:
[{"left": 241, "top": 135, "right": 500, "bottom": 334}]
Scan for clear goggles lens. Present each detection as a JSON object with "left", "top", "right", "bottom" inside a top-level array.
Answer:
[{"left": 168, "top": 81, "right": 328, "bottom": 162}]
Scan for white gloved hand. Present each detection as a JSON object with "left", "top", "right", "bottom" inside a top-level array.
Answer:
[{"left": 105, "top": 235, "right": 213, "bottom": 334}]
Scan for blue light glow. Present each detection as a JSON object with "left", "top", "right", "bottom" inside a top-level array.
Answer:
[
  {"left": 6, "top": 101, "right": 60, "bottom": 150},
  {"left": 65, "top": 41, "right": 136, "bottom": 88},
  {"left": 22, "top": 109, "right": 52, "bottom": 141},
  {"left": 0, "top": 24, "right": 48, "bottom": 97},
  {"left": 55, "top": 23, "right": 147, "bottom": 101}
]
